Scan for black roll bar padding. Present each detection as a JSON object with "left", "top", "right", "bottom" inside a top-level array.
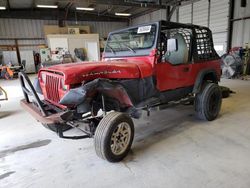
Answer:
[{"left": 18, "top": 71, "right": 47, "bottom": 116}]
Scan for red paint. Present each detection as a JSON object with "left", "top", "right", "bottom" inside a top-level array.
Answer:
[
  {"left": 41, "top": 60, "right": 153, "bottom": 85},
  {"left": 38, "top": 47, "right": 221, "bottom": 108},
  {"left": 40, "top": 49, "right": 158, "bottom": 85},
  {"left": 39, "top": 71, "right": 68, "bottom": 109},
  {"left": 155, "top": 59, "right": 221, "bottom": 91}
]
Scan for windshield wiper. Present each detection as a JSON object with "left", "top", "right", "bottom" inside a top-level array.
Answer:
[
  {"left": 121, "top": 43, "right": 136, "bottom": 53},
  {"left": 111, "top": 35, "right": 136, "bottom": 53},
  {"left": 106, "top": 44, "right": 116, "bottom": 54}
]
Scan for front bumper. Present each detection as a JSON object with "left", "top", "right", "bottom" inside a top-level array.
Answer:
[
  {"left": 19, "top": 72, "right": 73, "bottom": 125},
  {"left": 20, "top": 99, "right": 68, "bottom": 124}
]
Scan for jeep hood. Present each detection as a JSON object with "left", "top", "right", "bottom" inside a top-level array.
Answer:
[{"left": 43, "top": 60, "right": 153, "bottom": 85}]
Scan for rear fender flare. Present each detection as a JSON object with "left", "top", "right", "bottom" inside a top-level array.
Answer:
[{"left": 193, "top": 69, "right": 219, "bottom": 94}]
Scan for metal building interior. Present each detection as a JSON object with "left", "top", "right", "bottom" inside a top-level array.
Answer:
[{"left": 0, "top": 0, "right": 250, "bottom": 187}]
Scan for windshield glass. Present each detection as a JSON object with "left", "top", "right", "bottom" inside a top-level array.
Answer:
[{"left": 105, "top": 24, "right": 157, "bottom": 54}]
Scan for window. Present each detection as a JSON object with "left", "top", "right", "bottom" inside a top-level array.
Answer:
[
  {"left": 160, "top": 28, "right": 192, "bottom": 64},
  {"left": 105, "top": 25, "right": 157, "bottom": 53},
  {"left": 194, "top": 28, "right": 219, "bottom": 61}
]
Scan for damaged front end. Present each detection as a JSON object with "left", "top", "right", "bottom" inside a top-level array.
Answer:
[
  {"left": 19, "top": 72, "right": 95, "bottom": 139},
  {"left": 19, "top": 71, "right": 142, "bottom": 133},
  {"left": 19, "top": 67, "right": 157, "bottom": 140},
  {"left": 59, "top": 78, "right": 141, "bottom": 118}
]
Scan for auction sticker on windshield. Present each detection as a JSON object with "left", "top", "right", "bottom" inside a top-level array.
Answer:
[{"left": 137, "top": 25, "right": 151, "bottom": 34}]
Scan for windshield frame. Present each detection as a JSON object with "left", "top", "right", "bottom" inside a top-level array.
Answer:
[{"left": 104, "top": 22, "right": 159, "bottom": 58}]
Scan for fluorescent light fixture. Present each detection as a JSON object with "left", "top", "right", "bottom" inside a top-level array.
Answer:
[
  {"left": 115, "top": 13, "right": 131, "bottom": 16},
  {"left": 76, "top": 7, "right": 95, "bottom": 11},
  {"left": 37, "top": 5, "right": 58, "bottom": 8},
  {"left": 0, "top": 6, "right": 6, "bottom": 10}
]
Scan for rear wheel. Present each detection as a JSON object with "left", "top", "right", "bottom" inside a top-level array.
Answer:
[
  {"left": 42, "top": 123, "right": 72, "bottom": 132},
  {"left": 94, "top": 112, "right": 134, "bottom": 162},
  {"left": 195, "top": 83, "right": 222, "bottom": 121}
]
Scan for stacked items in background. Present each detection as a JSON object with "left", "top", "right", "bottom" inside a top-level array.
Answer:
[
  {"left": 221, "top": 44, "right": 250, "bottom": 79},
  {"left": 0, "top": 50, "right": 35, "bottom": 76}
]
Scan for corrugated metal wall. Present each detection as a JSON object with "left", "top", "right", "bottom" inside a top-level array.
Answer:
[
  {"left": 130, "top": 9, "right": 177, "bottom": 24},
  {"left": 179, "top": 4, "right": 192, "bottom": 24},
  {"left": 209, "top": 0, "right": 229, "bottom": 54},
  {"left": 177, "top": 0, "right": 229, "bottom": 55},
  {"left": 178, "top": 0, "right": 209, "bottom": 26},
  {"left": 0, "top": 18, "right": 127, "bottom": 51},
  {"left": 0, "top": 18, "right": 127, "bottom": 38},
  {"left": 130, "top": 0, "right": 229, "bottom": 55},
  {"left": 193, "top": 0, "right": 208, "bottom": 26},
  {"left": 131, "top": 9, "right": 167, "bottom": 25},
  {"left": 231, "top": 0, "right": 250, "bottom": 47}
]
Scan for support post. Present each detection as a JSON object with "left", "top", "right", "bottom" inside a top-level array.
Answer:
[
  {"left": 176, "top": 6, "right": 179, "bottom": 22},
  {"left": 191, "top": 2, "right": 193, "bottom": 24},
  {"left": 227, "top": 0, "right": 234, "bottom": 52},
  {"left": 14, "top": 39, "right": 21, "bottom": 65},
  {"left": 167, "top": 6, "right": 176, "bottom": 22},
  {"left": 208, "top": 0, "right": 211, "bottom": 27}
]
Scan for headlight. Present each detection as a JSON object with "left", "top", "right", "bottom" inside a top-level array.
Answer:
[
  {"left": 41, "top": 73, "right": 46, "bottom": 83},
  {"left": 61, "top": 79, "right": 68, "bottom": 91}
]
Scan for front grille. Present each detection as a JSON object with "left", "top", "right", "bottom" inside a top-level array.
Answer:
[{"left": 45, "top": 75, "right": 61, "bottom": 103}]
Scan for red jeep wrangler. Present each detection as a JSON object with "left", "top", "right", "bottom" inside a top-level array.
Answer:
[{"left": 19, "top": 21, "right": 222, "bottom": 162}]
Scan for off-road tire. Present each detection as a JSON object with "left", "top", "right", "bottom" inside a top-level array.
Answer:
[
  {"left": 42, "top": 123, "right": 72, "bottom": 132},
  {"left": 195, "top": 83, "right": 222, "bottom": 121},
  {"left": 94, "top": 112, "right": 134, "bottom": 162}
]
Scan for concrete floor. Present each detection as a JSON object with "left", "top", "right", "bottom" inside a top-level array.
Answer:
[{"left": 0, "top": 76, "right": 250, "bottom": 188}]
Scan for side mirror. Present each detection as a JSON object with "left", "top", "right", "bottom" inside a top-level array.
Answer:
[{"left": 167, "top": 38, "right": 178, "bottom": 52}]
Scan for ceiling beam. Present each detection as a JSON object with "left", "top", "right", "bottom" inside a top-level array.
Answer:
[
  {"left": 6, "top": 0, "right": 11, "bottom": 10},
  {"left": 98, "top": 6, "right": 116, "bottom": 16},
  {"left": 122, "top": 6, "right": 139, "bottom": 13},
  {"left": 131, "top": 8, "right": 158, "bottom": 19},
  {"left": 0, "top": 9, "right": 129, "bottom": 22},
  {"left": 94, "top": 0, "right": 166, "bottom": 9}
]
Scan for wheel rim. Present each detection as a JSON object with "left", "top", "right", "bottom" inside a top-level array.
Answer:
[{"left": 110, "top": 122, "right": 131, "bottom": 155}]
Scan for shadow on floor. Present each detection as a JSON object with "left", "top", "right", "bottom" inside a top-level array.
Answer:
[
  {"left": 0, "top": 171, "right": 15, "bottom": 180},
  {"left": 123, "top": 105, "right": 202, "bottom": 162},
  {"left": 0, "top": 139, "right": 51, "bottom": 158},
  {"left": 0, "top": 110, "right": 20, "bottom": 119}
]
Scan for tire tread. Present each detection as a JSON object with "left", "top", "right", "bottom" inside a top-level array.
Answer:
[
  {"left": 94, "top": 112, "right": 134, "bottom": 162},
  {"left": 195, "top": 83, "right": 222, "bottom": 121}
]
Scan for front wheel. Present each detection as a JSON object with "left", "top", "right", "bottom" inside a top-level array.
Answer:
[
  {"left": 94, "top": 112, "right": 134, "bottom": 162},
  {"left": 195, "top": 83, "right": 222, "bottom": 121}
]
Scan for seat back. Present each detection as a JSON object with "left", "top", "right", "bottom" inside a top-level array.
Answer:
[{"left": 165, "top": 33, "right": 189, "bottom": 65}]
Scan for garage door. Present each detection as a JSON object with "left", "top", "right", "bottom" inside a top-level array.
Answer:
[
  {"left": 193, "top": 0, "right": 209, "bottom": 27},
  {"left": 209, "top": 0, "right": 229, "bottom": 55},
  {"left": 178, "top": 0, "right": 229, "bottom": 55},
  {"left": 179, "top": 4, "right": 192, "bottom": 24}
]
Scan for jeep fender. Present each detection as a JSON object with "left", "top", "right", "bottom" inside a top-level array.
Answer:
[
  {"left": 193, "top": 69, "right": 219, "bottom": 94},
  {"left": 59, "top": 78, "right": 133, "bottom": 110}
]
